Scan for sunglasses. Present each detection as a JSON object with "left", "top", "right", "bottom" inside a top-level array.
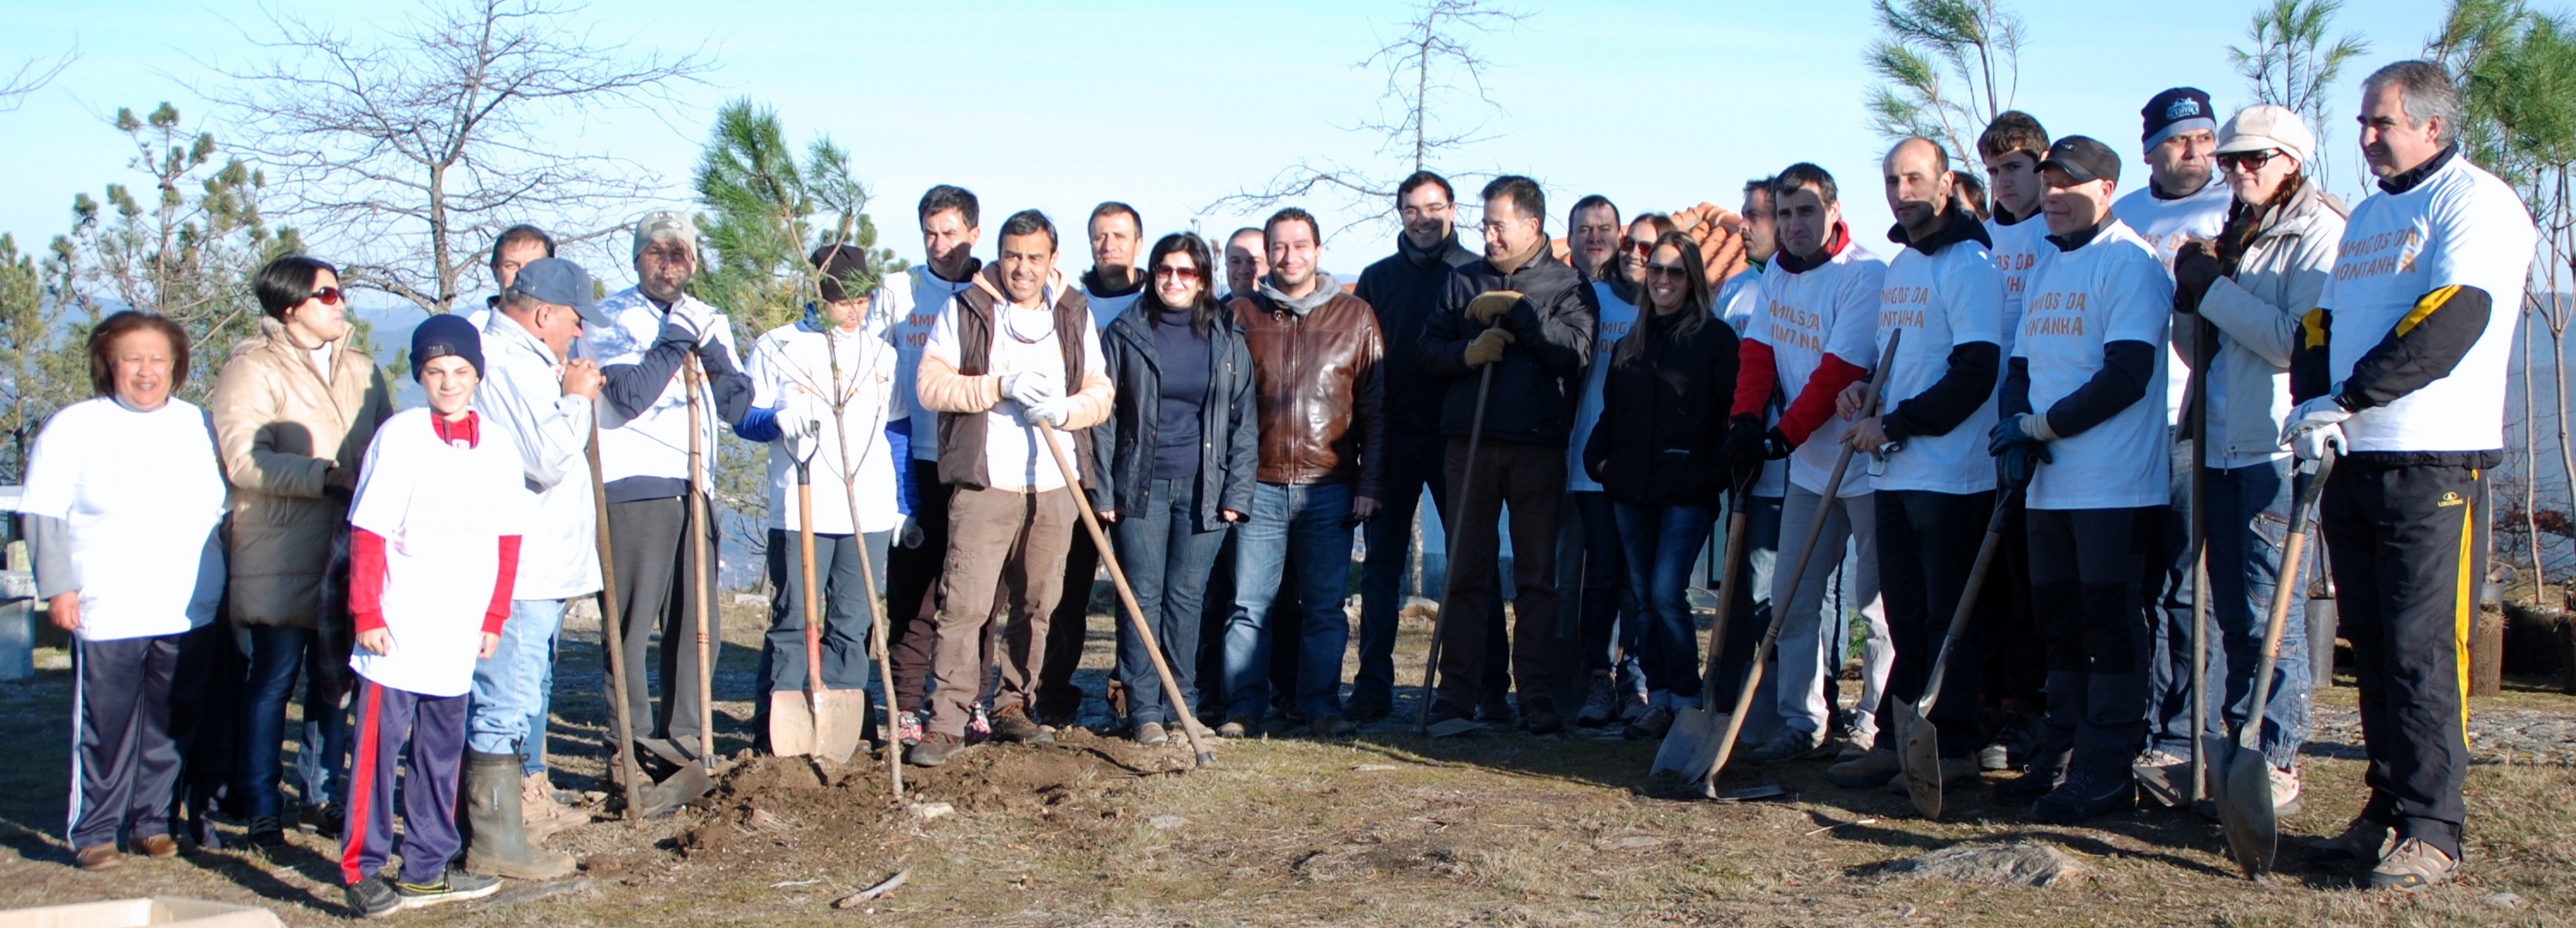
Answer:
[
  {"left": 1152, "top": 265, "right": 1201, "bottom": 281},
  {"left": 1623, "top": 238, "right": 1655, "bottom": 255},
  {"left": 307, "top": 286, "right": 346, "bottom": 306},
  {"left": 1646, "top": 262, "right": 1690, "bottom": 280},
  {"left": 2216, "top": 149, "right": 2282, "bottom": 172}
]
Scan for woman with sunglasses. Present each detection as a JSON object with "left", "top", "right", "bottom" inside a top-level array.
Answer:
[
  {"left": 1089, "top": 232, "right": 1259, "bottom": 746},
  {"left": 1567, "top": 212, "right": 1680, "bottom": 728},
  {"left": 211, "top": 255, "right": 396, "bottom": 848},
  {"left": 2160, "top": 103, "right": 2348, "bottom": 813},
  {"left": 1582, "top": 230, "right": 1739, "bottom": 739}
]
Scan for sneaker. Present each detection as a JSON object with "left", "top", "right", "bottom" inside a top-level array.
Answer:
[
  {"left": 242, "top": 815, "right": 286, "bottom": 851},
  {"left": 2032, "top": 769, "right": 2136, "bottom": 824},
  {"left": 1617, "top": 689, "right": 1652, "bottom": 723},
  {"left": 1309, "top": 716, "right": 1358, "bottom": 738},
  {"left": 2311, "top": 817, "right": 2394, "bottom": 863},
  {"left": 1887, "top": 757, "right": 1982, "bottom": 795},
  {"left": 1622, "top": 704, "right": 1676, "bottom": 741},
  {"left": 987, "top": 706, "right": 1054, "bottom": 744},
  {"left": 1976, "top": 741, "right": 2011, "bottom": 771},
  {"left": 1835, "top": 727, "right": 1878, "bottom": 762},
  {"left": 2131, "top": 749, "right": 2193, "bottom": 808},
  {"left": 394, "top": 869, "right": 501, "bottom": 909},
  {"left": 896, "top": 710, "right": 924, "bottom": 747},
  {"left": 906, "top": 732, "right": 961, "bottom": 767},
  {"left": 1132, "top": 722, "right": 1168, "bottom": 747},
  {"left": 2271, "top": 765, "right": 2303, "bottom": 815},
  {"left": 1519, "top": 696, "right": 1564, "bottom": 735},
  {"left": 1216, "top": 715, "right": 1255, "bottom": 739},
  {"left": 1574, "top": 673, "right": 1617, "bottom": 727},
  {"left": 1994, "top": 764, "right": 2064, "bottom": 803},
  {"left": 1826, "top": 745, "right": 1902, "bottom": 789},
  {"left": 1475, "top": 692, "right": 1516, "bottom": 725},
  {"left": 965, "top": 704, "right": 994, "bottom": 744},
  {"left": 1747, "top": 728, "right": 1822, "bottom": 765},
  {"left": 345, "top": 876, "right": 401, "bottom": 919},
  {"left": 2370, "top": 838, "right": 2460, "bottom": 891},
  {"left": 1342, "top": 693, "right": 1391, "bottom": 723}
]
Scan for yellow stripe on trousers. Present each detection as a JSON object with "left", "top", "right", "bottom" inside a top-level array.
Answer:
[{"left": 2454, "top": 474, "right": 2475, "bottom": 741}]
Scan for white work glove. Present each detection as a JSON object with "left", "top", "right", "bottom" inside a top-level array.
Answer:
[
  {"left": 1021, "top": 396, "right": 1072, "bottom": 429},
  {"left": 667, "top": 301, "right": 720, "bottom": 345},
  {"left": 1001, "top": 370, "right": 1062, "bottom": 409},
  {"left": 2279, "top": 395, "right": 2352, "bottom": 461},
  {"left": 897, "top": 514, "right": 925, "bottom": 550}
]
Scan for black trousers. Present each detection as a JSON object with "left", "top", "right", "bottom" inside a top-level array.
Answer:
[
  {"left": 886, "top": 459, "right": 952, "bottom": 714},
  {"left": 605, "top": 495, "right": 720, "bottom": 759},
  {"left": 2321, "top": 458, "right": 2484, "bottom": 860},
  {"left": 1980, "top": 491, "right": 2046, "bottom": 712},
  {"left": 1035, "top": 526, "right": 1100, "bottom": 720},
  {"left": 1874, "top": 489, "right": 1997, "bottom": 758},
  {"left": 67, "top": 632, "right": 187, "bottom": 850},
  {"left": 2025, "top": 506, "right": 2162, "bottom": 777}
]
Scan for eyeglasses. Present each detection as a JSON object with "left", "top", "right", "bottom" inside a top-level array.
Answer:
[
  {"left": 1152, "top": 265, "right": 1201, "bottom": 281},
  {"left": 2216, "top": 149, "right": 2282, "bottom": 172},
  {"left": 1646, "top": 262, "right": 1690, "bottom": 280},
  {"left": 308, "top": 286, "right": 346, "bottom": 306}
]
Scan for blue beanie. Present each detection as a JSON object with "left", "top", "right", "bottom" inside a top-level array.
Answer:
[{"left": 411, "top": 314, "right": 484, "bottom": 383}]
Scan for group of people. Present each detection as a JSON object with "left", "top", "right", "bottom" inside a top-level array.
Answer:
[{"left": 40, "top": 55, "right": 2522, "bottom": 913}]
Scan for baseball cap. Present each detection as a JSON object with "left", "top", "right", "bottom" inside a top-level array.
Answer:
[
  {"left": 504, "top": 257, "right": 611, "bottom": 328},
  {"left": 411, "top": 314, "right": 484, "bottom": 383},
  {"left": 2141, "top": 87, "right": 2217, "bottom": 151},
  {"left": 2039, "top": 136, "right": 2123, "bottom": 186},
  {"left": 632, "top": 210, "right": 697, "bottom": 260},
  {"left": 2215, "top": 103, "right": 2316, "bottom": 167}
]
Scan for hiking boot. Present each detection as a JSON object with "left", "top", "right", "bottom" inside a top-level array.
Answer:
[
  {"left": 1309, "top": 716, "right": 1358, "bottom": 738},
  {"left": 346, "top": 876, "right": 401, "bottom": 919},
  {"left": 1622, "top": 704, "right": 1676, "bottom": 741},
  {"left": 1574, "top": 672, "right": 1618, "bottom": 727},
  {"left": 2310, "top": 816, "right": 2394, "bottom": 863},
  {"left": 1475, "top": 692, "right": 1516, "bottom": 724},
  {"left": 2271, "top": 765, "right": 2303, "bottom": 815},
  {"left": 1618, "top": 689, "right": 1652, "bottom": 723},
  {"left": 1424, "top": 701, "right": 1475, "bottom": 728},
  {"left": 1747, "top": 728, "right": 1822, "bottom": 765},
  {"left": 988, "top": 706, "right": 1054, "bottom": 744},
  {"left": 1132, "top": 722, "right": 1168, "bottom": 747},
  {"left": 1216, "top": 715, "right": 1255, "bottom": 738},
  {"left": 460, "top": 751, "right": 575, "bottom": 881},
  {"left": 2131, "top": 749, "right": 2194, "bottom": 808},
  {"left": 522, "top": 773, "right": 585, "bottom": 839},
  {"left": 1343, "top": 693, "right": 1391, "bottom": 723},
  {"left": 966, "top": 704, "right": 994, "bottom": 744},
  {"left": 395, "top": 868, "right": 501, "bottom": 909},
  {"left": 1995, "top": 764, "right": 2063, "bottom": 802},
  {"left": 1520, "top": 696, "right": 1564, "bottom": 735},
  {"left": 2032, "top": 769, "right": 2136, "bottom": 824},
  {"left": 2370, "top": 838, "right": 2460, "bottom": 891},
  {"left": 906, "top": 732, "right": 961, "bottom": 767},
  {"left": 896, "top": 710, "right": 924, "bottom": 747},
  {"left": 1827, "top": 745, "right": 1902, "bottom": 789},
  {"left": 242, "top": 815, "right": 286, "bottom": 851},
  {"left": 1888, "top": 757, "right": 1983, "bottom": 795},
  {"left": 131, "top": 833, "right": 180, "bottom": 858},
  {"left": 74, "top": 844, "right": 123, "bottom": 870}
]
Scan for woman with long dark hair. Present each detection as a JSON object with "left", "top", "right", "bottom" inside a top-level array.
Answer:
[
  {"left": 1583, "top": 230, "right": 1739, "bottom": 739},
  {"left": 29, "top": 311, "right": 229, "bottom": 869},
  {"left": 1089, "top": 232, "right": 1259, "bottom": 745}
]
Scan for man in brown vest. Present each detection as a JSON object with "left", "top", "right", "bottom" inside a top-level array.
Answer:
[{"left": 907, "top": 210, "right": 1115, "bottom": 766}]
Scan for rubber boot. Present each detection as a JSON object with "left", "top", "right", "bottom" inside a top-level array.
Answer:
[{"left": 461, "top": 751, "right": 575, "bottom": 880}]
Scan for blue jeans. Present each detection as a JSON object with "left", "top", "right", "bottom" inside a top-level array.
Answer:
[
  {"left": 469, "top": 598, "right": 566, "bottom": 771},
  {"left": 1225, "top": 482, "right": 1355, "bottom": 720},
  {"left": 1573, "top": 491, "right": 1641, "bottom": 681},
  {"left": 1111, "top": 477, "right": 1230, "bottom": 725},
  {"left": 237, "top": 624, "right": 350, "bottom": 820},
  {"left": 2151, "top": 458, "right": 2309, "bottom": 769},
  {"left": 1612, "top": 501, "right": 1717, "bottom": 704}
]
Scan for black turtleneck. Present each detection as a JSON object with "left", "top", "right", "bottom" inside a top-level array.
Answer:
[
  {"left": 2045, "top": 216, "right": 2116, "bottom": 252},
  {"left": 2377, "top": 144, "right": 2458, "bottom": 196},
  {"left": 1876, "top": 206, "right": 2000, "bottom": 441}
]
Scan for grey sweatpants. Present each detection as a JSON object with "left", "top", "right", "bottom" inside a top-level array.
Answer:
[{"left": 606, "top": 495, "right": 721, "bottom": 761}]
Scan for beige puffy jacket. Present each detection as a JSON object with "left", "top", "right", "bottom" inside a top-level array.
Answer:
[{"left": 209, "top": 318, "right": 394, "bottom": 628}]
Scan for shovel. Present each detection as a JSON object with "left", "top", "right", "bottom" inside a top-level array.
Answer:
[
  {"left": 1687, "top": 331, "right": 1902, "bottom": 797},
  {"left": 591, "top": 420, "right": 714, "bottom": 820},
  {"left": 820, "top": 326, "right": 904, "bottom": 793},
  {"left": 1650, "top": 493, "right": 1749, "bottom": 777},
  {"left": 1895, "top": 487, "right": 2016, "bottom": 819},
  {"left": 2218, "top": 446, "right": 2334, "bottom": 878},
  {"left": 1036, "top": 421, "right": 1220, "bottom": 768},
  {"left": 769, "top": 430, "right": 872, "bottom": 761}
]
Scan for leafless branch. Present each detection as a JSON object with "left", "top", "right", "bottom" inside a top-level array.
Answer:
[{"left": 0, "top": 46, "right": 77, "bottom": 114}]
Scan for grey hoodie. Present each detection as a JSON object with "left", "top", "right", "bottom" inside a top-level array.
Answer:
[{"left": 1257, "top": 273, "right": 1340, "bottom": 317}]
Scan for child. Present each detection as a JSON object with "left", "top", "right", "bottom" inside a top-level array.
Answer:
[{"left": 340, "top": 315, "right": 530, "bottom": 917}]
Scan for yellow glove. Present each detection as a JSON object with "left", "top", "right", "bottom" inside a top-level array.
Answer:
[
  {"left": 1466, "top": 289, "right": 1524, "bottom": 325},
  {"left": 1463, "top": 328, "right": 1517, "bottom": 367}
]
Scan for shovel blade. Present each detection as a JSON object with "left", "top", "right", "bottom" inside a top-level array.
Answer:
[
  {"left": 1652, "top": 705, "right": 1729, "bottom": 779},
  {"left": 768, "top": 691, "right": 819, "bottom": 758},
  {"left": 1426, "top": 717, "right": 1485, "bottom": 738},
  {"left": 1895, "top": 698, "right": 1944, "bottom": 820},
  {"left": 815, "top": 691, "right": 872, "bottom": 764},
  {"left": 2217, "top": 740, "right": 2279, "bottom": 876},
  {"left": 635, "top": 764, "right": 714, "bottom": 820}
]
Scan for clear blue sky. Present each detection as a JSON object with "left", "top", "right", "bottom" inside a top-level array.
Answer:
[{"left": 0, "top": 0, "right": 2463, "bottom": 311}]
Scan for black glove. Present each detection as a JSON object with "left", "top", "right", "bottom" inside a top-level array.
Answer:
[
  {"left": 1996, "top": 442, "right": 2050, "bottom": 490},
  {"left": 1724, "top": 414, "right": 1770, "bottom": 488},
  {"left": 2173, "top": 241, "right": 2222, "bottom": 314},
  {"left": 1762, "top": 427, "right": 1794, "bottom": 460}
]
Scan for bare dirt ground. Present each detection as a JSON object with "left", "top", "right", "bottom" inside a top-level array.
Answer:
[{"left": 3, "top": 599, "right": 2571, "bottom": 927}]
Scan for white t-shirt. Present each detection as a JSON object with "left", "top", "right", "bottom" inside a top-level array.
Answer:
[
  {"left": 1570, "top": 280, "right": 1641, "bottom": 493},
  {"left": 347, "top": 409, "right": 532, "bottom": 698},
  {"left": 2015, "top": 220, "right": 2174, "bottom": 510},
  {"left": 1083, "top": 279, "right": 1144, "bottom": 330},
  {"left": 580, "top": 288, "right": 741, "bottom": 486},
  {"left": 1718, "top": 270, "right": 1787, "bottom": 496},
  {"left": 923, "top": 288, "right": 1107, "bottom": 492},
  {"left": 21, "top": 397, "right": 227, "bottom": 642},
  {"left": 743, "top": 322, "right": 903, "bottom": 534},
  {"left": 1753, "top": 239, "right": 1886, "bottom": 497},
  {"left": 1874, "top": 236, "right": 2005, "bottom": 495},
  {"left": 2114, "top": 177, "right": 2232, "bottom": 427},
  {"left": 2323, "top": 153, "right": 2537, "bottom": 453},
  {"left": 883, "top": 265, "right": 980, "bottom": 463},
  {"left": 1985, "top": 214, "right": 2052, "bottom": 360}
]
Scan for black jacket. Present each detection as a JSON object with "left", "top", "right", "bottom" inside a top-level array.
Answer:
[
  {"left": 1417, "top": 246, "right": 1596, "bottom": 446},
  {"left": 1355, "top": 230, "right": 1479, "bottom": 434},
  {"left": 1583, "top": 305, "right": 1741, "bottom": 507},
  {"left": 1090, "top": 301, "right": 1260, "bottom": 532}
]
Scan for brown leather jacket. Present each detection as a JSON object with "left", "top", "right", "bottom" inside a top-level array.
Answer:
[{"left": 1229, "top": 286, "right": 1386, "bottom": 499}]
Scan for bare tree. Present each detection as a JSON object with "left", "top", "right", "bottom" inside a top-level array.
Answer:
[
  {"left": 205, "top": 0, "right": 712, "bottom": 314},
  {"left": 1211, "top": 0, "right": 1530, "bottom": 237},
  {"left": 1864, "top": 0, "right": 2027, "bottom": 168},
  {"left": 2229, "top": 0, "right": 2371, "bottom": 191},
  {"left": 0, "top": 47, "right": 76, "bottom": 113}
]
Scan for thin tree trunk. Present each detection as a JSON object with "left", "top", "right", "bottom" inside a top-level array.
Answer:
[{"left": 2527, "top": 309, "right": 2547, "bottom": 593}]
